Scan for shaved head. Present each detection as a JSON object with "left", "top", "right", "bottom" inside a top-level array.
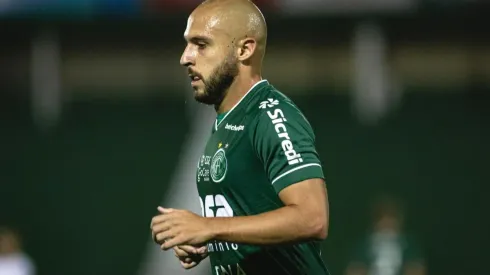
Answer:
[
  {"left": 197, "top": 0, "right": 267, "bottom": 58},
  {"left": 180, "top": 0, "right": 267, "bottom": 106}
]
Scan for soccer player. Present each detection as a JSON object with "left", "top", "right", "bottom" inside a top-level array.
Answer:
[{"left": 150, "top": 0, "right": 330, "bottom": 274}]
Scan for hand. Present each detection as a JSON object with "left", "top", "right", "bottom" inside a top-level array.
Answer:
[
  {"left": 150, "top": 207, "right": 214, "bottom": 250},
  {"left": 173, "top": 245, "right": 208, "bottom": 269}
]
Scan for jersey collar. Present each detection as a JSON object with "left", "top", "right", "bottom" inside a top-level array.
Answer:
[{"left": 214, "top": 79, "right": 268, "bottom": 131}]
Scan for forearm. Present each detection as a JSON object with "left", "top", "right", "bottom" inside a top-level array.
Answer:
[{"left": 207, "top": 205, "right": 326, "bottom": 245}]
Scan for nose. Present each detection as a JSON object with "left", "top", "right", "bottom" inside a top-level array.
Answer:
[{"left": 180, "top": 45, "right": 194, "bottom": 67}]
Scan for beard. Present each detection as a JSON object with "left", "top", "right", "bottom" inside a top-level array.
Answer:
[{"left": 193, "top": 54, "right": 239, "bottom": 106}]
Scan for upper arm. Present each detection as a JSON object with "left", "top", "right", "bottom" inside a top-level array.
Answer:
[
  {"left": 251, "top": 102, "right": 325, "bottom": 194},
  {"left": 278, "top": 178, "right": 327, "bottom": 207},
  {"left": 278, "top": 178, "right": 329, "bottom": 230},
  {"left": 251, "top": 101, "right": 329, "bottom": 231}
]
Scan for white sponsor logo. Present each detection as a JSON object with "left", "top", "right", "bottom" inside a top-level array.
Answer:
[
  {"left": 200, "top": 195, "right": 240, "bottom": 254},
  {"left": 200, "top": 194, "right": 234, "bottom": 218},
  {"left": 225, "top": 123, "right": 245, "bottom": 131},
  {"left": 197, "top": 155, "right": 212, "bottom": 182},
  {"left": 267, "top": 108, "right": 304, "bottom": 165},
  {"left": 214, "top": 263, "right": 247, "bottom": 275},
  {"left": 259, "top": 98, "right": 279, "bottom": 109}
]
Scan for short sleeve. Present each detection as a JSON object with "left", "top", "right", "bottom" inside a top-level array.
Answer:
[{"left": 251, "top": 102, "right": 324, "bottom": 193}]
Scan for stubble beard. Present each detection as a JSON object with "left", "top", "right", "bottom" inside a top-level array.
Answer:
[{"left": 194, "top": 55, "right": 239, "bottom": 106}]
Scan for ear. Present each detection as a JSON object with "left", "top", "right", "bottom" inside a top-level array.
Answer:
[{"left": 237, "top": 37, "right": 257, "bottom": 61}]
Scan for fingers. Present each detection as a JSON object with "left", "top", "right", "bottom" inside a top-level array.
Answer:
[
  {"left": 161, "top": 235, "right": 185, "bottom": 251},
  {"left": 151, "top": 217, "right": 172, "bottom": 244},
  {"left": 196, "top": 245, "right": 207, "bottom": 255},
  {"left": 150, "top": 214, "right": 169, "bottom": 228},
  {"left": 176, "top": 245, "right": 198, "bottom": 255},
  {"left": 174, "top": 248, "right": 188, "bottom": 258},
  {"left": 176, "top": 249, "right": 203, "bottom": 270},
  {"left": 152, "top": 222, "right": 171, "bottom": 236},
  {"left": 150, "top": 207, "right": 192, "bottom": 250},
  {"left": 173, "top": 245, "right": 196, "bottom": 257},
  {"left": 150, "top": 209, "right": 177, "bottom": 229},
  {"left": 158, "top": 207, "right": 175, "bottom": 214},
  {"left": 155, "top": 230, "right": 174, "bottom": 245},
  {"left": 180, "top": 260, "right": 198, "bottom": 269}
]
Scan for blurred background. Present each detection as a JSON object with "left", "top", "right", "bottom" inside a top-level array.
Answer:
[{"left": 1, "top": 0, "right": 489, "bottom": 275}]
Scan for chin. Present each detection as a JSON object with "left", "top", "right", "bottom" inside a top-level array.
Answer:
[
  {"left": 194, "top": 91, "right": 210, "bottom": 105},
  {"left": 193, "top": 88, "right": 205, "bottom": 98}
]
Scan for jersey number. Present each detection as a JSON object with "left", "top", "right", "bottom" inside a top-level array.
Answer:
[{"left": 199, "top": 195, "right": 234, "bottom": 218}]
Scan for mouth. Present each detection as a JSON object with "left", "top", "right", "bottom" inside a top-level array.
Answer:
[{"left": 188, "top": 72, "right": 202, "bottom": 85}]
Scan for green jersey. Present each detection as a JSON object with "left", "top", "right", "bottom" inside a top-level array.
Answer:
[{"left": 196, "top": 80, "right": 330, "bottom": 275}]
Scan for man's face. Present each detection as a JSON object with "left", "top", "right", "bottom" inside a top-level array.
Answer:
[{"left": 180, "top": 13, "right": 239, "bottom": 105}]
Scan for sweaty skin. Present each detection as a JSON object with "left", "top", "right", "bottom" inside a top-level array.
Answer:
[
  {"left": 182, "top": 0, "right": 268, "bottom": 114},
  {"left": 196, "top": 0, "right": 267, "bottom": 61}
]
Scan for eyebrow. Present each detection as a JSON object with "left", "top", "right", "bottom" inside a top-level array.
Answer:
[{"left": 185, "top": 35, "right": 212, "bottom": 44}]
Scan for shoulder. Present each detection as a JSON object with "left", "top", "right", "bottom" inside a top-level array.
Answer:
[
  {"left": 245, "top": 85, "right": 324, "bottom": 191},
  {"left": 248, "top": 85, "right": 312, "bottom": 128},
  {"left": 248, "top": 86, "right": 314, "bottom": 139}
]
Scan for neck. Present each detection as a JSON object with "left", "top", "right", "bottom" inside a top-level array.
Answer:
[{"left": 215, "top": 74, "right": 262, "bottom": 114}]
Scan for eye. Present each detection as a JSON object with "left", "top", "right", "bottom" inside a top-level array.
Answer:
[{"left": 197, "top": 43, "right": 207, "bottom": 50}]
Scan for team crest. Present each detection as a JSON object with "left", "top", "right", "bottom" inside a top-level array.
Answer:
[{"left": 210, "top": 148, "right": 227, "bottom": 183}]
